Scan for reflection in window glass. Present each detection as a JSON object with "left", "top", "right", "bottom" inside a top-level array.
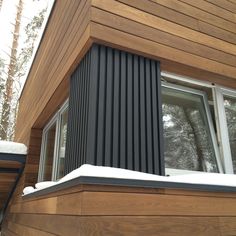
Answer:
[
  {"left": 56, "top": 108, "right": 68, "bottom": 180},
  {"left": 162, "top": 86, "right": 218, "bottom": 172},
  {"left": 39, "top": 100, "right": 69, "bottom": 182},
  {"left": 223, "top": 96, "right": 236, "bottom": 172},
  {"left": 42, "top": 123, "right": 56, "bottom": 181}
]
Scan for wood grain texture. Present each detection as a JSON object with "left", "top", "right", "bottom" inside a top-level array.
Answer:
[
  {"left": 91, "top": 0, "right": 236, "bottom": 55},
  {"left": 0, "top": 173, "right": 17, "bottom": 181},
  {"left": 82, "top": 191, "right": 236, "bottom": 216},
  {"left": 0, "top": 161, "right": 21, "bottom": 169},
  {"left": 1, "top": 229, "right": 18, "bottom": 236},
  {"left": 119, "top": 0, "right": 236, "bottom": 45},
  {"left": 10, "top": 192, "right": 82, "bottom": 215},
  {"left": 179, "top": 0, "right": 236, "bottom": 23},
  {"left": 180, "top": 0, "right": 236, "bottom": 23},
  {"left": 7, "top": 220, "right": 55, "bottom": 236},
  {"left": 91, "top": 7, "right": 236, "bottom": 67},
  {"left": 8, "top": 187, "right": 236, "bottom": 216},
  {"left": 10, "top": 196, "right": 58, "bottom": 214},
  {"left": 219, "top": 217, "right": 236, "bottom": 235},
  {"left": 3, "top": 184, "right": 236, "bottom": 235},
  {"left": 89, "top": 0, "right": 236, "bottom": 86},
  {"left": 90, "top": 22, "right": 236, "bottom": 78},
  {"left": 0, "top": 173, "right": 18, "bottom": 212},
  {"left": 150, "top": 0, "right": 236, "bottom": 33},
  {"left": 8, "top": 214, "right": 223, "bottom": 236},
  {"left": 161, "top": 60, "right": 236, "bottom": 89},
  {"left": 207, "top": 0, "right": 236, "bottom": 13}
]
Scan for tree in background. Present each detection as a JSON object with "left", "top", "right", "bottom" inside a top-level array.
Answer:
[
  {"left": 0, "top": 0, "right": 24, "bottom": 140},
  {"left": 15, "top": 7, "right": 46, "bottom": 83},
  {"left": 0, "top": 0, "right": 3, "bottom": 12},
  {"left": 9, "top": 7, "right": 47, "bottom": 139},
  {"left": 224, "top": 98, "right": 236, "bottom": 171},
  {"left": 0, "top": 1, "right": 47, "bottom": 140},
  {"left": 0, "top": 0, "right": 6, "bottom": 119},
  {"left": 0, "top": 58, "right": 5, "bottom": 93}
]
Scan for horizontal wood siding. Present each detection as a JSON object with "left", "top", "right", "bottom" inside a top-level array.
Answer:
[
  {"left": 2, "top": 184, "right": 236, "bottom": 235},
  {"left": 90, "top": 0, "right": 236, "bottom": 87},
  {"left": 23, "top": 128, "right": 42, "bottom": 189},
  {"left": 0, "top": 174, "right": 17, "bottom": 210}
]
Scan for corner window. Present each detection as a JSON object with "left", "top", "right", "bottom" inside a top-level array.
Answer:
[
  {"left": 161, "top": 73, "right": 236, "bottom": 175},
  {"left": 38, "top": 100, "right": 68, "bottom": 181},
  {"left": 162, "top": 83, "right": 220, "bottom": 174}
]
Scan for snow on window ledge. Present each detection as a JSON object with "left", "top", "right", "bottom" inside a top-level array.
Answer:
[
  {"left": 23, "top": 164, "right": 236, "bottom": 196},
  {"left": 0, "top": 141, "right": 27, "bottom": 155}
]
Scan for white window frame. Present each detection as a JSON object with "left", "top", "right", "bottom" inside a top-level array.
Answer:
[
  {"left": 161, "top": 71, "right": 236, "bottom": 175},
  {"left": 214, "top": 86, "right": 236, "bottom": 174},
  {"left": 162, "top": 81, "right": 223, "bottom": 175},
  {"left": 38, "top": 99, "right": 69, "bottom": 182}
]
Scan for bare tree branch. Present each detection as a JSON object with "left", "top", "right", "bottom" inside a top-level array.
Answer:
[{"left": 0, "top": 0, "right": 23, "bottom": 140}]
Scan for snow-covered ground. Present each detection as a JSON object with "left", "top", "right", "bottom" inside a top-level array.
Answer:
[{"left": 23, "top": 164, "right": 236, "bottom": 195}]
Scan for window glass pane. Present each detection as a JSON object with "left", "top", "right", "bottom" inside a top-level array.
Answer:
[
  {"left": 42, "top": 123, "right": 56, "bottom": 181},
  {"left": 162, "top": 86, "right": 218, "bottom": 172},
  {"left": 56, "top": 107, "right": 68, "bottom": 180},
  {"left": 223, "top": 95, "right": 236, "bottom": 172}
]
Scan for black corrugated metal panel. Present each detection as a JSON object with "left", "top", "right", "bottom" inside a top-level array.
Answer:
[
  {"left": 65, "top": 49, "right": 91, "bottom": 174},
  {"left": 65, "top": 44, "right": 164, "bottom": 175}
]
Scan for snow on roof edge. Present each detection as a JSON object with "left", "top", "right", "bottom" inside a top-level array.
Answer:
[{"left": 0, "top": 140, "right": 27, "bottom": 155}]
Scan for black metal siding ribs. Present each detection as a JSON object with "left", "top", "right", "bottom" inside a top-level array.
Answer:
[{"left": 65, "top": 44, "right": 164, "bottom": 176}]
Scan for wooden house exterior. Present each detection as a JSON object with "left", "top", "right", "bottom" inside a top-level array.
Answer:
[{"left": 1, "top": 0, "right": 236, "bottom": 235}]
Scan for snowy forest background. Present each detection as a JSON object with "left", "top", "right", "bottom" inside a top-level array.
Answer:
[{"left": 0, "top": 0, "right": 51, "bottom": 141}]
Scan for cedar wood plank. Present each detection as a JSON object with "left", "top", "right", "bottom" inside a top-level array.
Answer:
[
  {"left": 89, "top": 22, "right": 236, "bottom": 78},
  {"left": 9, "top": 190, "right": 236, "bottom": 216},
  {"left": 179, "top": 0, "right": 236, "bottom": 23},
  {"left": 91, "top": 0, "right": 236, "bottom": 55},
  {"left": 91, "top": 7, "right": 236, "bottom": 67},
  {"left": 7, "top": 213, "right": 223, "bottom": 236}
]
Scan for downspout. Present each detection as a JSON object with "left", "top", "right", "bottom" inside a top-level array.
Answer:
[{"left": 0, "top": 165, "right": 25, "bottom": 228}]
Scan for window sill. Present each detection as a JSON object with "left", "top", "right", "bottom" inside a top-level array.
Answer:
[{"left": 22, "top": 175, "right": 236, "bottom": 200}]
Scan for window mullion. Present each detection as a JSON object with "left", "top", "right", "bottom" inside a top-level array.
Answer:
[
  {"left": 214, "top": 87, "right": 234, "bottom": 174},
  {"left": 52, "top": 113, "right": 61, "bottom": 181},
  {"left": 38, "top": 130, "right": 47, "bottom": 182},
  {"left": 202, "top": 91, "right": 224, "bottom": 173}
]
